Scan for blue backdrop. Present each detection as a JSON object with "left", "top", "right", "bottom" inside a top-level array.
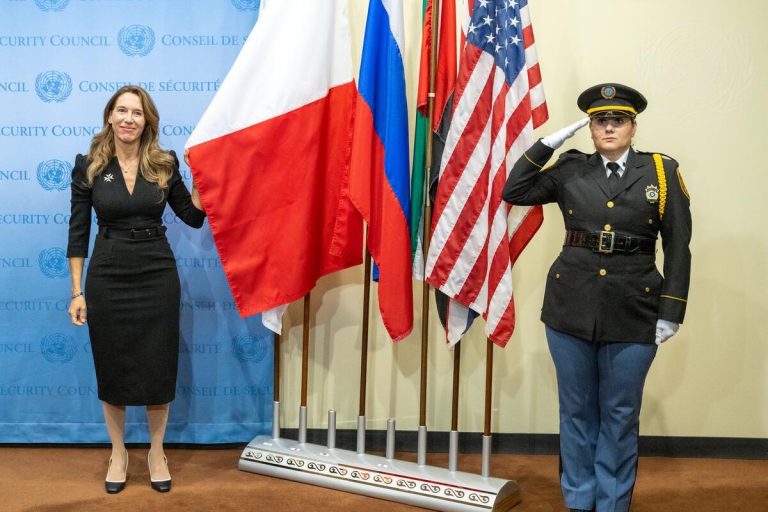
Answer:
[{"left": 0, "top": 0, "right": 274, "bottom": 443}]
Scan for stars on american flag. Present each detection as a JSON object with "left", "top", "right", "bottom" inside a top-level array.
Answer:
[{"left": 466, "top": 0, "right": 525, "bottom": 83}]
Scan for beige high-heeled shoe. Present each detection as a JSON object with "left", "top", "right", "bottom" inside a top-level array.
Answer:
[
  {"left": 148, "top": 451, "right": 171, "bottom": 493},
  {"left": 105, "top": 450, "right": 129, "bottom": 494}
]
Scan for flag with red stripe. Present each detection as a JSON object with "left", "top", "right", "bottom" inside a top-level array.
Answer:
[
  {"left": 185, "top": 0, "right": 363, "bottom": 333},
  {"left": 416, "top": 0, "right": 458, "bottom": 129},
  {"left": 425, "top": 0, "right": 548, "bottom": 347},
  {"left": 411, "top": 0, "right": 458, "bottom": 280},
  {"left": 349, "top": 0, "right": 413, "bottom": 342}
]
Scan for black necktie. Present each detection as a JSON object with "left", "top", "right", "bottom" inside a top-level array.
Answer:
[{"left": 607, "top": 161, "right": 621, "bottom": 194}]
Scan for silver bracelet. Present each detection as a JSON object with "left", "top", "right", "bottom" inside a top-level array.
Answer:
[{"left": 71, "top": 291, "right": 84, "bottom": 299}]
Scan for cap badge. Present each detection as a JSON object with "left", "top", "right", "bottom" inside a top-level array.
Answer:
[
  {"left": 645, "top": 184, "right": 659, "bottom": 204},
  {"left": 601, "top": 86, "right": 616, "bottom": 99}
]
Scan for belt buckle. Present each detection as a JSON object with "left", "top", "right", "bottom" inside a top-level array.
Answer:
[
  {"left": 130, "top": 228, "right": 153, "bottom": 239},
  {"left": 598, "top": 231, "right": 615, "bottom": 253}
]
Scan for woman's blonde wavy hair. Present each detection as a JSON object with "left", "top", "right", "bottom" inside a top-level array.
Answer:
[{"left": 86, "top": 85, "right": 174, "bottom": 189}]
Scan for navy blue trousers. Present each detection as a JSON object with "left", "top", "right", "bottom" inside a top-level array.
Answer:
[{"left": 545, "top": 326, "right": 657, "bottom": 512}]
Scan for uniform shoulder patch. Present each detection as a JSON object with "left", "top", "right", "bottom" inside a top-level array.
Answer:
[
  {"left": 677, "top": 167, "right": 690, "bottom": 200},
  {"left": 557, "top": 149, "right": 588, "bottom": 163}
]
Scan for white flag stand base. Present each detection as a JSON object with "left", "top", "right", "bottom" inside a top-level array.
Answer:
[{"left": 240, "top": 435, "right": 521, "bottom": 511}]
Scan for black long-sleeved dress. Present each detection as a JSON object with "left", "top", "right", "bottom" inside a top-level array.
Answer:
[{"left": 67, "top": 152, "right": 205, "bottom": 405}]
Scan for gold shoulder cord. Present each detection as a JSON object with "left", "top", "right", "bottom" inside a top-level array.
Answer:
[{"left": 652, "top": 154, "right": 667, "bottom": 220}]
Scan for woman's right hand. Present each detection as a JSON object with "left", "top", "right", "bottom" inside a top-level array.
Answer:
[
  {"left": 69, "top": 296, "right": 87, "bottom": 325},
  {"left": 541, "top": 117, "right": 590, "bottom": 149}
]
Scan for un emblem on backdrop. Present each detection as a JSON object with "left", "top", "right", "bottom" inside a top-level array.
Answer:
[
  {"left": 38, "top": 247, "right": 68, "bottom": 278},
  {"left": 231, "top": 0, "right": 260, "bottom": 11},
  {"left": 35, "top": 71, "right": 72, "bottom": 103},
  {"left": 232, "top": 333, "right": 269, "bottom": 363},
  {"left": 118, "top": 25, "right": 156, "bottom": 57},
  {"left": 35, "top": 0, "right": 69, "bottom": 11},
  {"left": 37, "top": 160, "right": 72, "bottom": 191},
  {"left": 41, "top": 333, "right": 77, "bottom": 364}
]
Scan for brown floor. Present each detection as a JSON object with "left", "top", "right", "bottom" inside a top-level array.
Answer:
[{"left": 1, "top": 447, "right": 766, "bottom": 511}]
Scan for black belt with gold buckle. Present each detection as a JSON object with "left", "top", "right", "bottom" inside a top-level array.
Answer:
[{"left": 564, "top": 230, "right": 656, "bottom": 255}]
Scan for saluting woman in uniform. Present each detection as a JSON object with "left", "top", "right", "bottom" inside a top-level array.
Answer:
[
  {"left": 66, "top": 85, "right": 206, "bottom": 494},
  {"left": 503, "top": 83, "right": 691, "bottom": 512}
]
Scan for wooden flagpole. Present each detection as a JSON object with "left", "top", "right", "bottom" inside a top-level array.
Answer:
[
  {"left": 448, "top": 340, "right": 462, "bottom": 471},
  {"left": 298, "top": 293, "right": 311, "bottom": 444},
  {"left": 272, "top": 331, "right": 281, "bottom": 439},
  {"left": 417, "top": 0, "right": 441, "bottom": 468},
  {"left": 482, "top": 338, "right": 494, "bottom": 477},
  {"left": 357, "top": 251, "right": 373, "bottom": 453}
]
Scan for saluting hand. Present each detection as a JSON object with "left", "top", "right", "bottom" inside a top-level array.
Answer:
[
  {"left": 541, "top": 117, "right": 590, "bottom": 149},
  {"left": 69, "top": 295, "right": 87, "bottom": 326}
]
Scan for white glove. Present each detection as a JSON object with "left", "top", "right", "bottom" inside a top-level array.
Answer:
[
  {"left": 655, "top": 319, "right": 679, "bottom": 345},
  {"left": 541, "top": 117, "right": 590, "bottom": 149}
]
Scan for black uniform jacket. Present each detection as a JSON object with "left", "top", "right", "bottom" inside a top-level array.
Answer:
[{"left": 502, "top": 140, "right": 691, "bottom": 344}]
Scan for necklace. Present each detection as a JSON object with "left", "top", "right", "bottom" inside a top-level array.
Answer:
[{"left": 119, "top": 158, "right": 139, "bottom": 175}]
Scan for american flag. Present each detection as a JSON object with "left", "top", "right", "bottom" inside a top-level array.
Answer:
[{"left": 424, "top": 0, "right": 548, "bottom": 347}]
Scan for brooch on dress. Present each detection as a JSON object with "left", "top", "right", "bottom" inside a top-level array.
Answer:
[
  {"left": 103, "top": 173, "right": 114, "bottom": 182},
  {"left": 645, "top": 184, "right": 659, "bottom": 204}
]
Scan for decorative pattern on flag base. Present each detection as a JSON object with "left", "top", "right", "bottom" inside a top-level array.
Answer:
[{"left": 240, "top": 436, "right": 521, "bottom": 511}]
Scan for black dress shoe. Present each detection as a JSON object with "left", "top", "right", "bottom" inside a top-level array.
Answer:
[
  {"left": 105, "top": 480, "right": 126, "bottom": 494},
  {"left": 150, "top": 478, "right": 172, "bottom": 493},
  {"left": 105, "top": 451, "right": 129, "bottom": 494},
  {"left": 148, "top": 452, "right": 172, "bottom": 493}
]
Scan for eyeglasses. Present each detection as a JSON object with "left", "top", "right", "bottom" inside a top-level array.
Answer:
[{"left": 591, "top": 116, "right": 633, "bottom": 128}]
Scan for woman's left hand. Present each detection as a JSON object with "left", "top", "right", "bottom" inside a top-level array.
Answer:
[{"left": 185, "top": 149, "right": 205, "bottom": 212}]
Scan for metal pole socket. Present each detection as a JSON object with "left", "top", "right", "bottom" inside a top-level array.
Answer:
[
  {"left": 327, "top": 410, "right": 336, "bottom": 449},
  {"left": 449, "top": 430, "right": 459, "bottom": 472},
  {"left": 417, "top": 425, "right": 428, "bottom": 466},
  {"left": 356, "top": 415, "right": 366, "bottom": 454},
  {"left": 482, "top": 434, "right": 492, "bottom": 478},
  {"left": 298, "top": 405, "right": 308, "bottom": 444},
  {"left": 385, "top": 418, "right": 396, "bottom": 460},
  {"left": 272, "top": 401, "right": 281, "bottom": 439}
]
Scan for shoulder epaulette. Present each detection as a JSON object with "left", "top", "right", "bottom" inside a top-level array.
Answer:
[
  {"left": 637, "top": 150, "right": 678, "bottom": 163},
  {"left": 557, "top": 149, "right": 588, "bottom": 161}
]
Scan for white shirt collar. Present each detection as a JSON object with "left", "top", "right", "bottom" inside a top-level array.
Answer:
[{"left": 600, "top": 148, "right": 631, "bottom": 177}]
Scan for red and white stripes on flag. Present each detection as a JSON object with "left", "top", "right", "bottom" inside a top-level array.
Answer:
[{"left": 425, "top": 0, "right": 548, "bottom": 347}]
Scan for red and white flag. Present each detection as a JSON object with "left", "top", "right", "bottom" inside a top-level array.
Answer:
[
  {"left": 425, "top": 0, "right": 548, "bottom": 347},
  {"left": 185, "top": 0, "right": 363, "bottom": 333}
]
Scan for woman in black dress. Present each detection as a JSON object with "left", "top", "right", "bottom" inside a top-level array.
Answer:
[{"left": 66, "top": 85, "right": 206, "bottom": 494}]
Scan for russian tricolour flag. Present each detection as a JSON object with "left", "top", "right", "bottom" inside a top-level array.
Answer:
[
  {"left": 185, "top": 0, "right": 363, "bottom": 332},
  {"left": 349, "top": 0, "right": 413, "bottom": 342}
]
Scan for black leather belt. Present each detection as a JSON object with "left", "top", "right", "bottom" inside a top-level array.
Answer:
[
  {"left": 564, "top": 230, "right": 656, "bottom": 255},
  {"left": 100, "top": 226, "right": 166, "bottom": 240}
]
